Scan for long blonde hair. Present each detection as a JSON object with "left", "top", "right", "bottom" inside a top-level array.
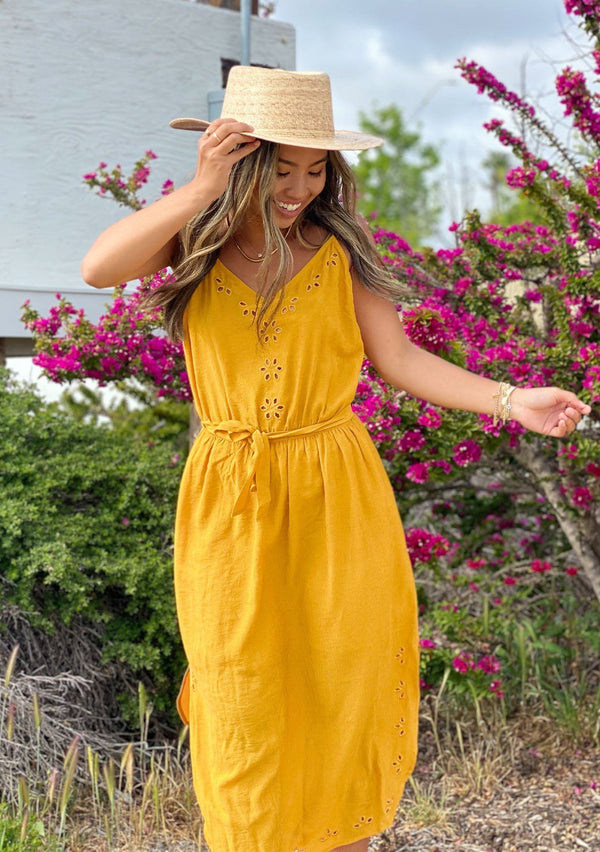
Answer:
[{"left": 142, "top": 141, "right": 406, "bottom": 343}]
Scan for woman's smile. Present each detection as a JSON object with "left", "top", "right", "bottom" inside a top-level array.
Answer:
[
  {"left": 273, "top": 198, "right": 304, "bottom": 221},
  {"left": 275, "top": 200, "right": 302, "bottom": 212},
  {"left": 271, "top": 144, "right": 328, "bottom": 225}
]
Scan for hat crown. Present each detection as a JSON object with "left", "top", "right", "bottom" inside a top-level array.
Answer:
[
  {"left": 221, "top": 67, "right": 335, "bottom": 141},
  {"left": 169, "top": 65, "right": 384, "bottom": 150}
]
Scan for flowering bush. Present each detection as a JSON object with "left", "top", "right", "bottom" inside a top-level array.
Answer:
[
  {"left": 23, "top": 279, "right": 189, "bottom": 401},
  {"left": 19, "top": 0, "right": 600, "bottom": 710}
]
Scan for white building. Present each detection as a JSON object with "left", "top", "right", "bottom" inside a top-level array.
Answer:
[{"left": 1, "top": 0, "right": 295, "bottom": 363}]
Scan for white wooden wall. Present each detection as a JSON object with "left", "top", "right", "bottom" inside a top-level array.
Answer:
[{"left": 0, "top": 0, "right": 295, "bottom": 334}]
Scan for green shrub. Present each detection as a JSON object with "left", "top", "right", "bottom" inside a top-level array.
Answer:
[{"left": 0, "top": 370, "right": 186, "bottom": 729}]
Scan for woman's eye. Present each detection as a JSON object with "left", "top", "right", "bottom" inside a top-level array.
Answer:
[{"left": 276, "top": 170, "right": 324, "bottom": 178}]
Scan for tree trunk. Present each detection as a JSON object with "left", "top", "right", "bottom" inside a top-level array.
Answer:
[{"left": 513, "top": 441, "right": 600, "bottom": 603}]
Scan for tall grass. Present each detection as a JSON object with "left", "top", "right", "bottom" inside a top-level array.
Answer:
[
  {"left": 0, "top": 648, "right": 201, "bottom": 851},
  {"left": 2, "top": 621, "right": 598, "bottom": 849}
]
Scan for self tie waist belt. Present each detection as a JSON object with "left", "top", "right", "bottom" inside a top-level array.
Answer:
[{"left": 200, "top": 407, "right": 355, "bottom": 518}]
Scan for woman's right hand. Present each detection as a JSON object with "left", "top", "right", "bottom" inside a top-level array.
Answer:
[{"left": 189, "top": 118, "right": 261, "bottom": 203}]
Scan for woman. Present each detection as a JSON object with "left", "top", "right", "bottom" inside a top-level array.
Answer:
[{"left": 82, "top": 66, "right": 590, "bottom": 852}]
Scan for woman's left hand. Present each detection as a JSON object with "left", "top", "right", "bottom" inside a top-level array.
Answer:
[{"left": 510, "top": 387, "right": 592, "bottom": 438}]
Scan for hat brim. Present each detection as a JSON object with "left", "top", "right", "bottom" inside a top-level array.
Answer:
[{"left": 169, "top": 118, "right": 383, "bottom": 150}]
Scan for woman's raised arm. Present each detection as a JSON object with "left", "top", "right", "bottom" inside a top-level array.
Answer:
[
  {"left": 81, "top": 182, "right": 212, "bottom": 288},
  {"left": 81, "top": 119, "right": 260, "bottom": 289}
]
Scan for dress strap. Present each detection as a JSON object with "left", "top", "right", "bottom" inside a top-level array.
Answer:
[{"left": 201, "top": 407, "right": 355, "bottom": 518}]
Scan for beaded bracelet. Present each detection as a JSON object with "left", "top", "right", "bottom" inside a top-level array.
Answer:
[{"left": 492, "top": 381, "right": 517, "bottom": 427}]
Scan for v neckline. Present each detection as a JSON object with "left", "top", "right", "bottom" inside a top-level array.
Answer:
[{"left": 215, "top": 235, "right": 335, "bottom": 299}]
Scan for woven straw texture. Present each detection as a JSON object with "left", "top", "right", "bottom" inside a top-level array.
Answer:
[{"left": 170, "top": 66, "right": 383, "bottom": 150}]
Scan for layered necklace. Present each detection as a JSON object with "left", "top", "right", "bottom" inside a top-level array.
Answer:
[{"left": 232, "top": 224, "right": 294, "bottom": 263}]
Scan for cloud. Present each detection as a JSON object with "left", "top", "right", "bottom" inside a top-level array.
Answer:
[
  {"left": 271, "top": 0, "right": 583, "bottom": 229},
  {"left": 273, "top": 0, "right": 574, "bottom": 129}
]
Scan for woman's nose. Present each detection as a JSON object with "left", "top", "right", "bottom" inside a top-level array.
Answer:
[{"left": 285, "top": 174, "right": 307, "bottom": 198}]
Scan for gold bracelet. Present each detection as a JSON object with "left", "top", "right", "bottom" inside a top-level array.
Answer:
[{"left": 492, "top": 381, "right": 517, "bottom": 427}]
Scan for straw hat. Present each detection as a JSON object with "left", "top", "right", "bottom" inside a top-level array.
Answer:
[{"left": 169, "top": 65, "right": 383, "bottom": 151}]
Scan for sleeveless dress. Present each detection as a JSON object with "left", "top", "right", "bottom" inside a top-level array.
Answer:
[{"left": 174, "top": 235, "right": 419, "bottom": 852}]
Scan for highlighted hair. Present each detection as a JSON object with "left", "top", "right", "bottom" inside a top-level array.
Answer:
[{"left": 141, "top": 142, "right": 405, "bottom": 343}]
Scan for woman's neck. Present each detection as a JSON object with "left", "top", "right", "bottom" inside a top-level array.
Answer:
[
  {"left": 236, "top": 212, "right": 266, "bottom": 248},
  {"left": 233, "top": 214, "right": 296, "bottom": 258}
]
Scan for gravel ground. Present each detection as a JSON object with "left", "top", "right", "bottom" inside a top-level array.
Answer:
[
  {"left": 372, "top": 729, "right": 600, "bottom": 852},
  {"left": 141, "top": 724, "right": 600, "bottom": 852}
]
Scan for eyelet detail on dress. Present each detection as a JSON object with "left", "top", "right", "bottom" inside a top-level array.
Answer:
[
  {"left": 326, "top": 251, "right": 339, "bottom": 267},
  {"left": 239, "top": 300, "right": 256, "bottom": 318},
  {"left": 260, "top": 398, "right": 285, "bottom": 419},
  {"left": 353, "top": 815, "right": 373, "bottom": 830},
  {"left": 392, "top": 753, "right": 404, "bottom": 774},
  {"left": 269, "top": 319, "right": 282, "bottom": 341},
  {"left": 280, "top": 296, "right": 298, "bottom": 315},
  {"left": 215, "top": 277, "right": 232, "bottom": 296},
  {"left": 306, "top": 274, "right": 321, "bottom": 291},
  {"left": 259, "top": 318, "right": 283, "bottom": 344},
  {"left": 384, "top": 797, "right": 394, "bottom": 815},
  {"left": 392, "top": 646, "right": 408, "bottom": 775},
  {"left": 319, "top": 828, "right": 339, "bottom": 842},
  {"left": 395, "top": 714, "right": 407, "bottom": 736},
  {"left": 260, "top": 358, "right": 283, "bottom": 381}
]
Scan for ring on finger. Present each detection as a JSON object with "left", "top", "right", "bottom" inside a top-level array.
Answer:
[{"left": 213, "top": 130, "right": 223, "bottom": 143}]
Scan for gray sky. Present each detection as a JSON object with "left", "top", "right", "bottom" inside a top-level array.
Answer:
[{"left": 272, "top": 0, "right": 584, "bottom": 227}]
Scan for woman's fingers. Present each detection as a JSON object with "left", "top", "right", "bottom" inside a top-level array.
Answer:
[
  {"left": 203, "top": 121, "right": 260, "bottom": 158},
  {"left": 555, "top": 408, "right": 583, "bottom": 435},
  {"left": 206, "top": 131, "right": 257, "bottom": 150},
  {"left": 209, "top": 118, "right": 255, "bottom": 134},
  {"left": 563, "top": 406, "right": 582, "bottom": 424},
  {"left": 551, "top": 418, "right": 571, "bottom": 438},
  {"left": 205, "top": 119, "right": 255, "bottom": 146},
  {"left": 189, "top": 117, "right": 260, "bottom": 202},
  {"left": 513, "top": 387, "right": 591, "bottom": 438}
]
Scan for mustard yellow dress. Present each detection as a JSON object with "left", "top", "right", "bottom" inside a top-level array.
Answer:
[{"left": 174, "top": 235, "right": 419, "bottom": 852}]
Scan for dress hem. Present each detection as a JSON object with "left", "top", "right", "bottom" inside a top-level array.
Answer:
[
  {"left": 202, "top": 779, "right": 410, "bottom": 852},
  {"left": 308, "top": 788, "right": 406, "bottom": 852}
]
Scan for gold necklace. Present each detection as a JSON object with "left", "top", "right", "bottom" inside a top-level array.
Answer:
[{"left": 232, "top": 226, "right": 293, "bottom": 263}]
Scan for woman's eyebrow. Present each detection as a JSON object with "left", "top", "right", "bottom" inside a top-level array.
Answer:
[{"left": 278, "top": 156, "right": 328, "bottom": 167}]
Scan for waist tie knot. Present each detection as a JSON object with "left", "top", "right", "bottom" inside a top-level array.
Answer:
[{"left": 200, "top": 408, "right": 355, "bottom": 518}]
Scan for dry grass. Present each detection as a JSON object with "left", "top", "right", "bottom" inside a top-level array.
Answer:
[
  {"left": 2, "top": 644, "right": 600, "bottom": 852},
  {"left": 376, "top": 709, "right": 600, "bottom": 852}
]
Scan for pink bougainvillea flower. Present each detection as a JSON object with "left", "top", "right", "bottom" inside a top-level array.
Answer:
[
  {"left": 452, "top": 653, "right": 474, "bottom": 674},
  {"left": 489, "top": 680, "right": 504, "bottom": 698}
]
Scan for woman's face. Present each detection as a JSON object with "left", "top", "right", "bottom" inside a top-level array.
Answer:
[{"left": 268, "top": 144, "right": 328, "bottom": 228}]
